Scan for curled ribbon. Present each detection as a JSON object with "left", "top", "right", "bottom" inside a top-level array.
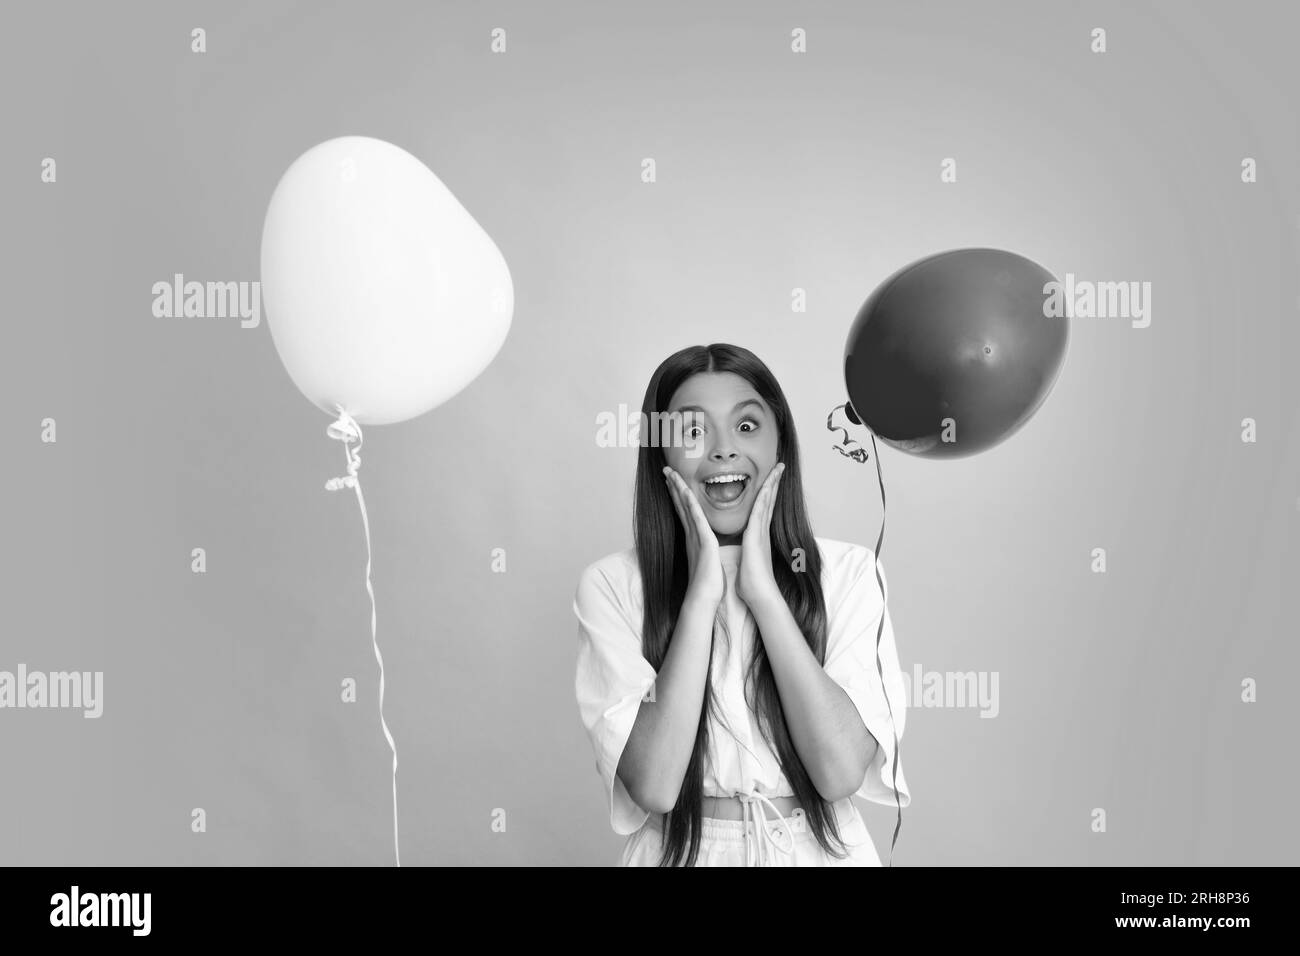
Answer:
[
  {"left": 827, "top": 405, "right": 869, "bottom": 463},
  {"left": 326, "top": 407, "right": 401, "bottom": 867},
  {"left": 826, "top": 404, "right": 903, "bottom": 868}
]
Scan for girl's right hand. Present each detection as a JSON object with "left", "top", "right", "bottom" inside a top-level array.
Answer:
[{"left": 663, "top": 466, "right": 725, "bottom": 610}]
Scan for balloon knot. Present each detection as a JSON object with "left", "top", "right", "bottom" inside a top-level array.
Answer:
[{"left": 325, "top": 407, "right": 364, "bottom": 491}]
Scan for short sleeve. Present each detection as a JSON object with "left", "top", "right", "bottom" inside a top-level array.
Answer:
[
  {"left": 573, "top": 559, "right": 658, "bottom": 835},
  {"left": 822, "top": 546, "right": 911, "bottom": 809}
]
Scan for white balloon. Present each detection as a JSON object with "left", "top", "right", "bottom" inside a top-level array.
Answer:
[{"left": 261, "top": 136, "right": 513, "bottom": 425}]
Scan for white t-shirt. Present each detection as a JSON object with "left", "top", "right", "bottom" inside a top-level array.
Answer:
[{"left": 573, "top": 535, "right": 910, "bottom": 835}]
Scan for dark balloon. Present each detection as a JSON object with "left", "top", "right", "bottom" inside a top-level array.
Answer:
[{"left": 844, "top": 248, "right": 1068, "bottom": 459}]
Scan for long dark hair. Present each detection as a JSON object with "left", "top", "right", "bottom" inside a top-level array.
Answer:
[{"left": 633, "top": 343, "right": 852, "bottom": 866}]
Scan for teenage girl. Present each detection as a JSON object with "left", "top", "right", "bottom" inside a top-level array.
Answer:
[{"left": 574, "top": 343, "right": 910, "bottom": 866}]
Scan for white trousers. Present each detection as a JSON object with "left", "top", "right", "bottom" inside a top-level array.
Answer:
[{"left": 618, "top": 797, "right": 882, "bottom": 867}]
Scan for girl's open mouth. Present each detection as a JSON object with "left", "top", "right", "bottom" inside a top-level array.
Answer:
[{"left": 701, "top": 473, "right": 750, "bottom": 507}]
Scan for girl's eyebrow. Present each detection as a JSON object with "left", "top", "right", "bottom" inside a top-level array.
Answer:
[{"left": 673, "top": 399, "right": 765, "bottom": 416}]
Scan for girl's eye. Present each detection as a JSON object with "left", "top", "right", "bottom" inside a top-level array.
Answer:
[
  {"left": 738, "top": 419, "right": 759, "bottom": 433},
  {"left": 685, "top": 424, "right": 704, "bottom": 439}
]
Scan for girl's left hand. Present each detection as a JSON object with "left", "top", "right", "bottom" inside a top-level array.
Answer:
[{"left": 737, "top": 462, "right": 785, "bottom": 609}]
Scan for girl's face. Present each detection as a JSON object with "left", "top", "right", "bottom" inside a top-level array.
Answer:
[{"left": 663, "top": 371, "right": 780, "bottom": 538}]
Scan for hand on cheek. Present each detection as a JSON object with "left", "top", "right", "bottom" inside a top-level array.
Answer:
[
  {"left": 737, "top": 463, "right": 784, "bottom": 608},
  {"left": 663, "top": 465, "right": 725, "bottom": 609}
]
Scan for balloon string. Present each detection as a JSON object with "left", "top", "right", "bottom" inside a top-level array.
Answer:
[
  {"left": 827, "top": 406, "right": 903, "bottom": 867},
  {"left": 326, "top": 408, "right": 401, "bottom": 867}
]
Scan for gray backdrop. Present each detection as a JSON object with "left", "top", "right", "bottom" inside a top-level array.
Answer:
[{"left": 2, "top": 0, "right": 1296, "bottom": 865}]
